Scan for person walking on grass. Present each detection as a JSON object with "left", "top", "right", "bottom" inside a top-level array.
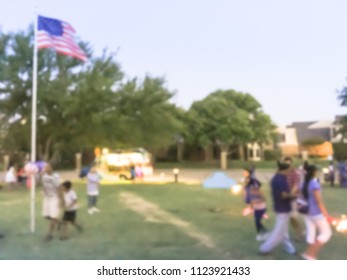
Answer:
[
  {"left": 328, "top": 161, "right": 335, "bottom": 187},
  {"left": 60, "top": 181, "right": 83, "bottom": 240},
  {"left": 247, "top": 176, "right": 269, "bottom": 242},
  {"left": 259, "top": 161, "right": 297, "bottom": 256},
  {"left": 86, "top": 165, "right": 101, "bottom": 215},
  {"left": 284, "top": 157, "right": 305, "bottom": 242},
  {"left": 299, "top": 164, "right": 332, "bottom": 260},
  {"left": 42, "top": 163, "right": 61, "bottom": 242}
]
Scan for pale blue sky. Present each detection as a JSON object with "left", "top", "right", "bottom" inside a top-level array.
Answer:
[{"left": 1, "top": 0, "right": 347, "bottom": 126}]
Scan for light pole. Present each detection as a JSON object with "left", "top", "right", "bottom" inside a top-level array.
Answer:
[{"left": 173, "top": 168, "right": 179, "bottom": 183}]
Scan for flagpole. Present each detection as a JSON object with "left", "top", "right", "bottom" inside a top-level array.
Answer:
[{"left": 30, "top": 8, "right": 38, "bottom": 233}]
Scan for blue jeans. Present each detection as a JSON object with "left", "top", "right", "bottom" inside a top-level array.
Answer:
[
  {"left": 259, "top": 213, "right": 296, "bottom": 254},
  {"left": 254, "top": 209, "right": 267, "bottom": 233}
]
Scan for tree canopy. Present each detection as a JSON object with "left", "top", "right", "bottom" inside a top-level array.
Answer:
[
  {"left": 0, "top": 26, "right": 275, "bottom": 165},
  {"left": 186, "top": 90, "right": 275, "bottom": 154},
  {"left": 0, "top": 26, "right": 183, "bottom": 163}
]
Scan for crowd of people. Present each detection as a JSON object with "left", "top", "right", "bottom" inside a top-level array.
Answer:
[
  {"left": 243, "top": 158, "right": 333, "bottom": 260},
  {"left": 0, "top": 157, "right": 343, "bottom": 259}
]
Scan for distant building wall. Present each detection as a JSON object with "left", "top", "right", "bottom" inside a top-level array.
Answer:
[{"left": 280, "top": 145, "right": 300, "bottom": 156}]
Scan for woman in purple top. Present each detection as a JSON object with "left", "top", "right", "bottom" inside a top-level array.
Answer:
[{"left": 300, "top": 164, "right": 332, "bottom": 260}]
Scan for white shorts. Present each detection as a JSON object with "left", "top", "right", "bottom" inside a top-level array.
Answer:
[
  {"left": 42, "top": 196, "right": 60, "bottom": 219},
  {"left": 303, "top": 214, "right": 332, "bottom": 244}
]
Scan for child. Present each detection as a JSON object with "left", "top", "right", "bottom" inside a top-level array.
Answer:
[
  {"left": 242, "top": 175, "right": 253, "bottom": 216},
  {"left": 60, "top": 181, "right": 83, "bottom": 240},
  {"left": 248, "top": 177, "right": 269, "bottom": 241},
  {"left": 5, "top": 166, "right": 17, "bottom": 191},
  {"left": 86, "top": 165, "right": 101, "bottom": 214}
]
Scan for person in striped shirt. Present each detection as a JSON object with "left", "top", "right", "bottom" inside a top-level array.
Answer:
[{"left": 284, "top": 157, "right": 305, "bottom": 241}]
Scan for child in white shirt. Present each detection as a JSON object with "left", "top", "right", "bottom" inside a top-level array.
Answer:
[{"left": 60, "top": 181, "right": 83, "bottom": 240}]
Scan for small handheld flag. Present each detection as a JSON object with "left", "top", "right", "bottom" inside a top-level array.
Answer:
[{"left": 37, "top": 15, "right": 87, "bottom": 61}]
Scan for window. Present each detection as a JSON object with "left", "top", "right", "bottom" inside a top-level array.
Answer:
[
  {"left": 278, "top": 133, "right": 286, "bottom": 143},
  {"left": 256, "top": 149, "right": 260, "bottom": 157},
  {"left": 249, "top": 149, "right": 254, "bottom": 158}
]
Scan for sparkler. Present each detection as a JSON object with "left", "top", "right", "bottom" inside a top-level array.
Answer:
[
  {"left": 333, "top": 215, "right": 347, "bottom": 233},
  {"left": 231, "top": 184, "right": 242, "bottom": 195}
]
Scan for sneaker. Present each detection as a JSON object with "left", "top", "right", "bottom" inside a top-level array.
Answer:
[
  {"left": 88, "top": 208, "right": 94, "bottom": 215},
  {"left": 59, "top": 236, "right": 68, "bottom": 241},
  {"left": 301, "top": 253, "right": 316, "bottom": 260},
  {"left": 92, "top": 207, "right": 100, "bottom": 213},
  {"left": 256, "top": 233, "right": 270, "bottom": 242}
]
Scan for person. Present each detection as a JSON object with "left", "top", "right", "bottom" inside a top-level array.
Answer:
[
  {"left": 129, "top": 162, "right": 136, "bottom": 181},
  {"left": 242, "top": 169, "right": 253, "bottom": 216},
  {"left": 17, "top": 165, "right": 27, "bottom": 187},
  {"left": 299, "top": 164, "right": 332, "bottom": 260},
  {"left": 284, "top": 157, "right": 305, "bottom": 241},
  {"left": 60, "top": 181, "right": 83, "bottom": 240},
  {"left": 86, "top": 165, "right": 101, "bottom": 215},
  {"left": 247, "top": 177, "right": 268, "bottom": 241},
  {"left": 328, "top": 161, "right": 335, "bottom": 187},
  {"left": 337, "top": 160, "right": 344, "bottom": 186},
  {"left": 41, "top": 163, "right": 61, "bottom": 242},
  {"left": 259, "top": 161, "right": 296, "bottom": 256},
  {"left": 5, "top": 166, "right": 17, "bottom": 191},
  {"left": 135, "top": 164, "right": 144, "bottom": 181}
]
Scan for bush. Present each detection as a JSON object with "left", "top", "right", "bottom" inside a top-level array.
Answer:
[
  {"left": 264, "top": 149, "right": 282, "bottom": 161},
  {"left": 301, "top": 137, "right": 325, "bottom": 146},
  {"left": 333, "top": 143, "right": 347, "bottom": 161}
]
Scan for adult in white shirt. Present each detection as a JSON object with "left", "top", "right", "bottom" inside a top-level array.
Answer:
[{"left": 41, "top": 163, "right": 61, "bottom": 242}]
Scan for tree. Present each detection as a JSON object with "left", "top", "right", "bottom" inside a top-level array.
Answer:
[
  {"left": 0, "top": 26, "right": 185, "bottom": 164},
  {"left": 112, "top": 76, "right": 184, "bottom": 157},
  {"left": 337, "top": 84, "right": 347, "bottom": 140},
  {"left": 0, "top": 27, "right": 123, "bottom": 162},
  {"left": 186, "top": 89, "right": 275, "bottom": 167}
]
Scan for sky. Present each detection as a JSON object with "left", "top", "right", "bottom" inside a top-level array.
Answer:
[{"left": 1, "top": 0, "right": 347, "bottom": 126}]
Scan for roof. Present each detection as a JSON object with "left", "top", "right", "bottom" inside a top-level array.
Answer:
[
  {"left": 308, "top": 120, "right": 334, "bottom": 129},
  {"left": 287, "top": 121, "right": 330, "bottom": 143}
]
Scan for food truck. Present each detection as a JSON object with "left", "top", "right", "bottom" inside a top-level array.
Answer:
[{"left": 97, "top": 147, "right": 153, "bottom": 179}]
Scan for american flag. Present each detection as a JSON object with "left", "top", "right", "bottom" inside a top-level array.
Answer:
[{"left": 37, "top": 15, "right": 88, "bottom": 62}]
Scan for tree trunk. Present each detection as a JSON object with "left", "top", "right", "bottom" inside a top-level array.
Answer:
[
  {"left": 177, "top": 142, "right": 184, "bottom": 162},
  {"left": 220, "top": 146, "right": 228, "bottom": 170},
  {"left": 204, "top": 144, "right": 213, "bottom": 162},
  {"left": 239, "top": 145, "right": 245, "bottom": 161},
  {"left": 260, "top": 144, "right": 265, "bottom": 161},
  {"left": 43, "top": 136, "right": 53, "bottom": 162}
]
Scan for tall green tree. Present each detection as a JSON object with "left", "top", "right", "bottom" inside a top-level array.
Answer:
[
  {"left": 113, "top": 76, "right": 184, "bottom": 157},
  {"left": 186, "top": 89, "right": 275, "bottom": 163},
  {"left": 337, "top": 84, "right": 347, "bottom": 140},
  {"left": 0, "top": 26, "right": 185, "bottom": 164}
]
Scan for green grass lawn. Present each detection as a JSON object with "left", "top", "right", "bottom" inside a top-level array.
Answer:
[
  {"left": 0, "top": 182, "right": 346, "bottom": 260},
  {"left": 154, "top": 159, "right": 333, "bottom": 170}
]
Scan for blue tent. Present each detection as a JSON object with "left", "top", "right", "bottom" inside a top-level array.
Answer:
[{"left": 203, "top": 171, "right": 237, "bottom": 189}]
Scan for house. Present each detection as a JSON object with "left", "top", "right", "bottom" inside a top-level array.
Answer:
[
  {"left": 271, "top": 116, "right": 346, "bottom": 157},
  {"left": 275, "top": 126, "right": 300, "bottom": 156}
]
